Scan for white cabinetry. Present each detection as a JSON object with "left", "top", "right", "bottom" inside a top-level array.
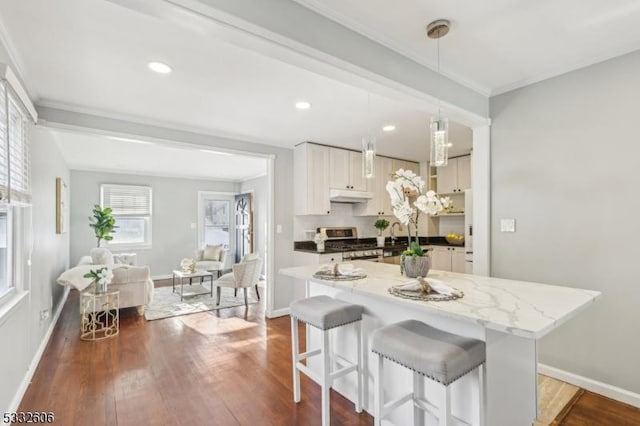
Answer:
[
  {"left": 329, "top": 148, "right": 366, "bottom": 191},
  {"left": 429, "top": 246, "right": 466, "bottom": 273},
  {"left": 436, "top": 155, "right": 471, "bottom": 194},
  {"left": 294, "top": 251, "right": 341, "bottom": 265},
  {"left": 294, "top": 143, "right": 331, "bottom": 215},
  {"left": 354, "top": 156, "right": 394, "bottom": 216}
]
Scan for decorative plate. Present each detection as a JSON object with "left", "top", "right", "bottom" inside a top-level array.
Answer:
[
  {"left": 312, "top": 271, "right": 367, "bottom": 281},
  {"left": 388, "top": 285, "right": 464, "bottom": 302}
]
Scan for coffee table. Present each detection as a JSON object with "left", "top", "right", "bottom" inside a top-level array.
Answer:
[{"left": 172, "top": 270, "right": 215, "bottom": 301}]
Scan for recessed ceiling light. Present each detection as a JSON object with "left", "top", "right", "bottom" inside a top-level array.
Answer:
[
  {"left": 148, "top": 61, "right": 172, "bottom": 74},
  {"left": 382, "top": 125, "right": 396, "bottom": 132},
  {"left": 446, "top": 142, "right": 454, "bottom": 148},
  {"left": 295, "top": 101, "right": 312, "bottom": 110}
]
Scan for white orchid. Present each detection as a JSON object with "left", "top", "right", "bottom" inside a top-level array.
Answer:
[
  {"left": 387, "top": 169, "right": 448, "bottom": 242},
  {"left": 83, "top": 266, "right": 114, "bottom": 288}
]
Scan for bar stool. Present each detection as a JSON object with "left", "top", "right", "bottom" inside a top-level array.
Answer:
[
  {"left": 290, "top": 295, "right": 364, "bottom": 426},
  {"left": 371, "top": 320, "right": 486, "bottom": 426}
]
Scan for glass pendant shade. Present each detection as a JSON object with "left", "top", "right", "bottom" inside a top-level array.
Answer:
[
  {"left": 430, "top": 116, "right": 449, "bottom": 167},
  {"left": 362, "top": 136, "right": 376, "bottom": 179}
]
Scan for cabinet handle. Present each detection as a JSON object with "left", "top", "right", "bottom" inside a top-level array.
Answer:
[{"left": 327, "top": 210, "right": 330, "bottom": 214}]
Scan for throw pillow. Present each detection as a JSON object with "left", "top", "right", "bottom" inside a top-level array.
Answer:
[
  {"left": 90, "top": 247, "right": 114, "bottom": 265},
  {"left": 202, "top": 245, "right": 223, "bottom": 261}
]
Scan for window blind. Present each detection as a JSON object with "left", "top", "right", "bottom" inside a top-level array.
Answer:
[
  {"left": 0, "top": 81, "right": 31, "bottom": 204},
  {"left": 101, "top": 184, "right": 152, "bottom": 216}
]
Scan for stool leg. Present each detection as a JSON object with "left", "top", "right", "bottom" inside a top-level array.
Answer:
[
  {"left": 478, "top": 364, "right": 486, "bottom": 426},
  {"left": 374, "top": 353, "right": 383, "bottom": 426},
  {"left": 321, "top": 329, "right": 331, "bottom": 426},
  {"left": 291, "top": 316, "right": 301, "bottom": 403},
  {"left": 413, "top": 372, "right": 424, "bottom": 426},
  {"left": 355, "top": 321, "right": 363, "bottom": 413},
  {"left": 439, "top": 383, "right": 451, "bottom": 426}
]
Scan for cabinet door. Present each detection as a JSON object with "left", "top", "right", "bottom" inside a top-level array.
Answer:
[
  {"left": 349, "top": 151, "right": 367, "bottom": 191},
  {"left": 307, "top": 144, "right": 331, "bottom": 215},
  {"left": 378, "top": 157, "right": 394, "bottom": 216},
  {"left": 451, "top": 248, "right": 466, "bottom": 273},
  {"left": 329, "top": 148, "right": 350, "bottom": 190},
  {"left": 392, "top": 159, "right": 407, "bottom": 175},
  {"left": 457, "top": 155, "right": 471, "bottom": 191},
  {"left": 436, "top": 159, "right": 458, "bottom": 194},
  {"left": 318, "top": 253, "right": 341, "bottom": 264},
  {"left": 430, "top": 246, "right": 452, "bottom": 271}
]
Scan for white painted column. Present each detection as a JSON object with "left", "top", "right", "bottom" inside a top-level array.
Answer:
[{"left": 472, "top": 124, "right": 491, "bottom": 276}]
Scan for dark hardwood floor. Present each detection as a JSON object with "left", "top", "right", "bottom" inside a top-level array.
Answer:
[
  {"left": 18, "top": 281, "right": 640, "bottom": 425},
  {"left": 18, "top": 284, "right": 372, "bottom": 426}
]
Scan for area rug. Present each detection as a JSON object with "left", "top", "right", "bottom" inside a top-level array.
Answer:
[{"left": 145, "top": 285, "right": 258, "bottom": 320}]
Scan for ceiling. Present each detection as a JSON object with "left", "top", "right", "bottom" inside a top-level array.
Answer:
[
  {"left": 44, "top": 128, "right": 268, "bottom": 182},
  {"left": 294, "top": 0, "right": 640, "bottom": 95},
  {"left": 0, "top": 0, "right": 473, "bottom": 162}
]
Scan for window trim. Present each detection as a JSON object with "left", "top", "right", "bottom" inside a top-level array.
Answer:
[{"left": 100, "top": 184, "right": 153, "bottom": 251}]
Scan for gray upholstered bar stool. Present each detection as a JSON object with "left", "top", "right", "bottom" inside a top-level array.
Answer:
[
  {"left": 290, "top": 295, "right": 364, "bottom": 426},
  {"left": 371, "top": 320, "right": 486, "bottom": 426}
]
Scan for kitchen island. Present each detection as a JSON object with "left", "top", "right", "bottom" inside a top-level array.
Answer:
[{"left": 280, "top": 261, "right": 600, "bottom": 426}]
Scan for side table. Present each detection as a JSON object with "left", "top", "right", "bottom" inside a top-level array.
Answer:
[{"left": 80, "top": 290, "right": 120, "bottom": 341}]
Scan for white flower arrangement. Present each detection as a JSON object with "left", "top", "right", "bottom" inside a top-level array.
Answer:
[
  {"left": 386, "top": 169, "right": 451, "bottom": 244},
  {"left": 83, "top": 266, "right": 114, "bottom": 291},
  {"left": 313, "top": 232, "right": 327, "bottom": 245}
]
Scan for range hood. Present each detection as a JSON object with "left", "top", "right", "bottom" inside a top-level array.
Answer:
[{"left": 329, "top": 189, "right": 373, "bottom": 203}]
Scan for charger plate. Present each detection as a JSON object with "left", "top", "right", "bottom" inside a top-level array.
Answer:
[
  {"left": 389, "top": 285, "right": 464, "bottom": 301},
  {"left": 313, "top": 271, "right": 367, "bottom": 281}
]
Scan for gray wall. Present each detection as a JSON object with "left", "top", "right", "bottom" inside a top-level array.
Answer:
[
  {"left": 490, "top": 50, "right": 640, "bottom": 394},
  {"left": 70, "top": 170, "right": 239, "bottom": 277},
  {"left": 0, "top": 125, "right": 70, "bottom": 412},
  {"left": 240, "top": 175, "right": 267, "bottom": 275},
  {"left": 38, "top": 105, "right": 297, "bottom": 312}
]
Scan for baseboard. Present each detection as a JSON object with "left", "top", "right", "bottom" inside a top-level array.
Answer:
[
  {"left": 8, "top": 286, "right": 70, "bottom": 414},
  {"left": 539, "top": 363, "right": 640, "bottom": 409},
  {"left": 266, "top": 307, "right": 290, "bottom": 319},
  {"left": 151, "top": 274, "right": 173, "bottom": 281}
]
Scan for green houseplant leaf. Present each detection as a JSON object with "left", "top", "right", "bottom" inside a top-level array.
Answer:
[{"left": 89, "top": 204, "right": 118, "bottom": 247}]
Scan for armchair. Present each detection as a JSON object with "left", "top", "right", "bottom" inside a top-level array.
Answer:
[
  {"left": 215, "top": 256, "right": 263, "bottom": 306},
  {"left": 195, "top": 245, "right": 228, "bottom": 277}
]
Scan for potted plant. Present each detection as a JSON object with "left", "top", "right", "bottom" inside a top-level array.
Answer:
[
  {"left": 374, "top": 219, "right": 389, "bottom": 247},
  {"left": 386, "top": 169, "right": 450, "bottom": 277},
  {"left": 89, "top": 205, "right": 117, "bottom": 247}
]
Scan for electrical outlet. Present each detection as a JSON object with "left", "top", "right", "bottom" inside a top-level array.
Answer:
[
  {"left": 40, "top": 309, "right": 50, "bottom": 321},
  {"left": 500, "top": 218, "right": 516, "bottom": 233},
  {"left": 276, "top": 224, "right": 282, "bottom": 234}
]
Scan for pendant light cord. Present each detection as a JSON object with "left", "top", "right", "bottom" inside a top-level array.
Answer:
[{"left": 437, "top": 30, "right": 441, "bottom": 120}]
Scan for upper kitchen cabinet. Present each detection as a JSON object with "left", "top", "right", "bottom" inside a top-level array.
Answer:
[
  {"left": 436, "top": 155, "right": 471, "bottom": 194},
  {"left": 391, "top": 159, "right": 419, "bottom": 176},
  {"left": 329, "top": 148, "right": 366, "bottom": 191},
  {"left": 354, "top": 156, "right": 406, "bottom": 216},
  {"left": 294, "top": 143, "right": 331, "bottom": 215}
]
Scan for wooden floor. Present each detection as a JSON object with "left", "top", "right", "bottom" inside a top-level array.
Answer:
[{"left": 19, "top": 282, "right": 640, "bottom": 425}]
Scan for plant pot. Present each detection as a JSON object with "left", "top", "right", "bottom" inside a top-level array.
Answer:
[
  {"left": 376, "top": 236, "right": 386, "bottom": 247},
  {"left": 402, "top": 255, "right": 430, "bottom": 278}
]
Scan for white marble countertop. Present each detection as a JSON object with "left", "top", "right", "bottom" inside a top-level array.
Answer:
[{"left": 280, "top": 261, "right": 600, "bottom": 339}]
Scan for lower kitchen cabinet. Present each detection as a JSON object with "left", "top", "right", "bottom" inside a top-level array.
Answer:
[{"left": 430, "top": 246, "right": 466, "bottom": 273}]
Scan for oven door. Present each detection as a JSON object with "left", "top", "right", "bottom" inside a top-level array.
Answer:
[{"left": 343, "top": 254, "right": 381, "bottom": 262}]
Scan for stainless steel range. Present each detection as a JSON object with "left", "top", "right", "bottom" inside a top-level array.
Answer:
[{"left": 318, "top": 227, "right": 383, "bottom": 262}]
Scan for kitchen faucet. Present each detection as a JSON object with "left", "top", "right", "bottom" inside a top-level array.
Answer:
[{"left": 390, "top": 221, "right": 403, "bottom": 244}]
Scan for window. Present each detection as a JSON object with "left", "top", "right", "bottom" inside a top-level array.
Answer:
[
  {"left": 100, "top": 184, "right": 152, "bottom": 249},
  {"left": 198, "top": 192, "right": 234, "bottom": 250},
  {"left": 0, "top": 78, "right": 32, "bottom": 303}
]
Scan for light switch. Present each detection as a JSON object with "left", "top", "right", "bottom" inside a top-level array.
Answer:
[
  {"left": 190, "top": 223, "right": 197, "bottom": 230},
  {"left": 500, "top": 218, "right": 516, "bottom": 233},
  {"left": 276, "top": 224, "right": 282, "bottom": 234}
]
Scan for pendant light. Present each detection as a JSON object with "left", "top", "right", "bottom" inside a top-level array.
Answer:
[
  {"left": 362, "top": 92, "right": 376, "bottom": 179},
  {"left": 427, "top": 19, "right": 450, "bottom": 167}
]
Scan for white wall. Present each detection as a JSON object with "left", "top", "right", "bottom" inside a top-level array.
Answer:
[
  {"left": 490, "top": 50, "right": 640, "bottom": 395},
  {"left": 240, "top": 175, "right": 267, "bottom": 275},
  {"left": 70, "top": 170, "right": 239, "bottom": 277},
  {"left": 0, "top": 125, "right": 70, "bottom": 412}
]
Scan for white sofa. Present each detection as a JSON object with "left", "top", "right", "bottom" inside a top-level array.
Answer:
[{"left": 74, "top": 249, "right": 154, "bottom": 315}]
